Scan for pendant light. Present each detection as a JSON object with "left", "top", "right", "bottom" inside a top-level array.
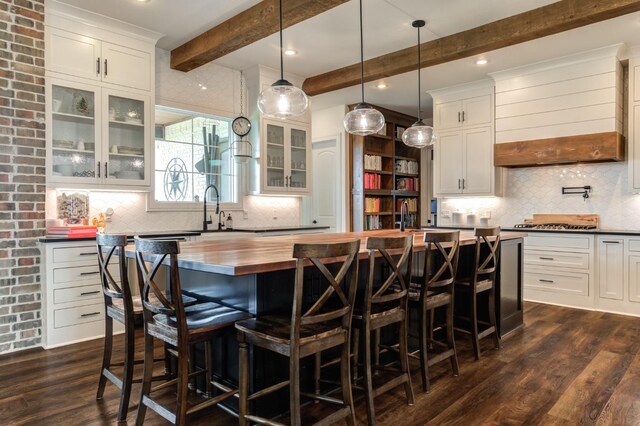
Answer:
[
  {"left": 343, "top": 0, "right": 385, "bottom": 136},
  {"left": 402, "top": 20, "right": 436, "bottom": 149},
  {"left": 257, "top": 0, "right": 308, "bottom": 119}
]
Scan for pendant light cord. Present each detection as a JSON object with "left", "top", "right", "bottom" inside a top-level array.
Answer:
[
  {"left": 417, "top": 25, "right": 421, "bottom": 121},
  {"left": 279, "top": 0, "right": 284, "bottom": 81},
  {"left": 359, "top": 0, "right": 365, "bottom": 104}
]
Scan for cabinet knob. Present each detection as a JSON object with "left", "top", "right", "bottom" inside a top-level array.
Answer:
[
  {"left": 104, "top": 59, "right": 108, "bottom": 76},
  {"left": 96, "top": 57, "right": 100, "bottom": 76}
]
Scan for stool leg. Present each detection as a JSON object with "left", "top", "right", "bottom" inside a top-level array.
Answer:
[
  {"left": 351, "top": 328, "right": 360, "bottom": 385},
  {"left": 289, "top": 353, "right": 302, "bottom": 426},
  {"left": 205, "top": 339, "right": 214, "bottom": 398},
  {"left": 176, "top": 346, "right": 190, "bottom": 425},
  {"left": 418, "top": 305, "right": 429, "bottom": 393},
  {"left": 470, "top": 290, "right": 481, "bottom": 360},
  {"left": 117, "top": 319, "right": 135, "bottom": 422},
  {"left": 446, "top": 300, "right": 459, "bottom": 377},
  {"left": 373, "top": 329, "right": 380, "bottom": 375},
  {"left": 362, "top": 325, "right": 376, "bottom": 425},
  {"left": 238, "top": 339, "right": 249, "bottom": 426},
  {"left": 341, "top": 334, "right": 356, "bottom": 426},
  {"left": 188, "top": 345, "right": 197, "bottom": 390},
  {"left": 135, "top": 332, "right": 154, "bottom": 426},
  {"left": 96, "top": 313, "right": 113, "bottom": 400},
  {"left": 488, "top": 286, "right": 501, "bottom": 349},
  {"left": 399, "top": 313, "right": 415, "bottom": 406},
  {"left": 314, "top": 352, "right": 321, "bottom": 396}
]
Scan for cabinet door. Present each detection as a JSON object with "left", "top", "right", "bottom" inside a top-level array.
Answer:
[
  {"left": 462, "top": 95, "right": 491, "bottom": 127},
  {"left": 288, "top": 126, "right": 310, "bottom": 193},
  {"left": 463, "top": 127, "right": 493, "bottom": 194},
  {"left": 628, "top": 255, "right": 640, "bottom": 303},
  {"left": 263, "top": 122, "right": 287, "bottom": 192},
  {"left": 48, "top": 80, "right": 101, "bottom": 184},
  {"left": 435, "top": 100, "right": 462, "bottom": 130},
  {"left": 435, "top": 131, "right": 463, "bottom": 195},
  {"left": 632, "top": 105, "right": 640, "bottom": 191},
  {"left": 102, "top": 89, "right": 149, "bottom": 185},
  {"left": 598, "top": 238, "right": 624, "bottom": 301},
  {"left": 46, "top": 28, "right": 101, "bottom": 82},
  {"left": 101, "top": 42, "right": 151, "bottom": 91},
  {"left": 634, "top": 64, "right": 640, "bottom": 102}
]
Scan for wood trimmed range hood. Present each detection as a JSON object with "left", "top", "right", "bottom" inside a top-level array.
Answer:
[{"left": 494, "top": 131, "right": 625, "bottom": 167}]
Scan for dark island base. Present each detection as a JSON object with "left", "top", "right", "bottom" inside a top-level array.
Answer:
[{"left": 180, "top": 237, "right": 525, "bottom": 418}]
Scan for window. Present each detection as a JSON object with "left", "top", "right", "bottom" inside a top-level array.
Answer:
[{"left": 152, "top": 106, "right": 238, "bottom": 209}]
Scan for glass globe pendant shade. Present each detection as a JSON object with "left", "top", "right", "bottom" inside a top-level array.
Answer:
[
  {"left": 402, "top": 120, "right": 436, "bottom": 148},
  {"left": 257, "top": 79, "right": 308, "bottom": 120},
  {"left": 343, "top": 103, "right": 385, "bottom": 136}
]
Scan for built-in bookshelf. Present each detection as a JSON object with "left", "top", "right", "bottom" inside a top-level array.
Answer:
[{"left": 350, "top": 106, "right": 423, "bottom": 231}]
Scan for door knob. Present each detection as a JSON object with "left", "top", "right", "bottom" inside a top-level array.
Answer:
[{"left": 312, "top": 220, "right": 317, "bottom": 224}]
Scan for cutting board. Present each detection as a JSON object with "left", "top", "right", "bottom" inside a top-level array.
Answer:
[{"left": 531, "top": 214, "right": 599, "bottom": 227}]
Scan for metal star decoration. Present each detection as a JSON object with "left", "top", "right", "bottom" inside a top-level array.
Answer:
[{"left": 163, "top": 158, "right": 189, "bottom": 201}]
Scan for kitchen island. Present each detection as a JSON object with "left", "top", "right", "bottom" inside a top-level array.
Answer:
[{"left": 124, "top": 229, "right": 525, "bottom": 416}]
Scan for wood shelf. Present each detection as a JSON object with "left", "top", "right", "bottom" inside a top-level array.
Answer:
[
  {"left": 365, "top": 211, "right": 393, "bottom": 215},
  {"left": 364, "top": 189, "right": 393, "bottom": 196},
  {"left": 393, "top": 190, "right": 419, "bottom": 196},
  {"left": 395, "top": 172, "right": 418, "bottom": 177},
  {"left": 364, "top": 169, "right": 393, "bottom": 175},
  {"left": 395, "top": 155, "right": 419, "bottom": 161},
  {"left": 364, "top": 151, "right": 393, "bottom": 158}
]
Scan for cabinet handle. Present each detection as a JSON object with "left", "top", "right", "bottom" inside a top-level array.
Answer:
[
  {"left": 458, "top": 179, "right": 461, "bottom": 189},
  {"left": 105, "top": 162, "right": 108, "bottom": 178},
  {"left": 104, "top": 59, "right": 108, "bottom": 76},
  {"left": 286, "top": 176, "right": 290, "bottom": 187},
  {"left": 462, "top": 178, "right": 465, "bottom": 189},
  {"left": 97, "top": 161, "right": 100, "bottom": 178},
  {"left": 458, "top": 112, "right": 461, "bottom": 122},
  {"left": 79, "top": 252, "right": 95, "bottom": 256},
  {"left": 602, "top": 240, "right": 620, "bottom": 244},
  {"left": 539, "top": 257, "right": 555, "bottom": 261},
  {"left": 80, "top": 271, "right": 100, "bottom": 276},
  {"left": 81, "top": 312, "right": 101, "bottom": 318},
  {"left": 80, "top": 290, "right": 101, "bottom": 296},
  {"left": 539, "top": 279, "right": 554, "bottom": 283},
  {"left": 96, "top": 57, "right": 100, "bottom": 76},
  {"left": 462, "top": 111, "right": 465, "bottom": 122}
]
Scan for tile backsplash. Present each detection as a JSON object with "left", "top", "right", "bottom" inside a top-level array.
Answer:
[
  {"left": 438, "top": 162, "right": 640, "bottom": 230},
  {"left": 46, "top": 190, "right": 301, "bottom": 233}
]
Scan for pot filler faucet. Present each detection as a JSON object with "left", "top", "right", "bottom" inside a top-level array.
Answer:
[{"left": 203, "top": 184, "right": 221, "bottom": 231}]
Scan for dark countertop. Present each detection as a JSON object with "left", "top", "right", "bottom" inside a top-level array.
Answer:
[
  {"left": 426, "top": 226, "right": 640, "bottom": 237},
  {"left": 38, "top": 225, "right": 330, "bottom": 243}
]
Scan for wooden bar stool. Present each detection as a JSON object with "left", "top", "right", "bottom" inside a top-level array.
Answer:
[
  {"left": 134, "top": 238, "right": 252, "bottom": 426},
  {"left": 409, "top": 230, "right": 460, "bottom": 392},
  {"left": 455, "top": 227, "right": 501, "bottom": 360},
  {"left": 95, "top": 234, "right": 198, "bottom": 423},
  {"left": 352, "top": 235, "right": 415, "bottom": 425},
  {"left": 235, "top": 240, "right": 361, "bottom": 426}
]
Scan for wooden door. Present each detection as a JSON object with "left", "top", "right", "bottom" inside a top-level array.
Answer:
[
  {"left": 598, "top": 238, "right": 624, "bottom": 301},
  {"left": 311, "top": 138, "right": 339, "bottom": 231},
  {"left": 463, "top": 126, "right": 493, "bottom": 194}
]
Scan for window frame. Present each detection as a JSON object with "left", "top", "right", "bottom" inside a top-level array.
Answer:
[{"left": 147, "top": 103, "right": 243, "bottom": 212}]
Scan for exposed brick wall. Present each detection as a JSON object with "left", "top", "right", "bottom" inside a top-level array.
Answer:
[{"left": 0, "top": 0, "right": 45, "bottom": 353}]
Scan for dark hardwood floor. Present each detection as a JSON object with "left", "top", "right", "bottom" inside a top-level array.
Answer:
[{"left": 1, "top": 302, "right": 640, "bottom": 425}]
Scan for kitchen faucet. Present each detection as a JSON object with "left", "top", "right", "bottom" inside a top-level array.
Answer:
[
  {"left": 218, "top": 210, "right": 226, "bottom": 231},
  {"left": 400, "top": 200, "right": 409, "bottom": 232},
  {"left": 203, "top": 184, "right": 220, "bottom": 231}
]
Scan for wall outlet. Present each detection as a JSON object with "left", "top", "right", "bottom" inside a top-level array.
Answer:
[
  {"left": 481, "top": 210, "right": 492, "bottom": 219},
  {"left": 272, "top": 209, "right": 277, "bottom": 220},
  {"left": 441, "top": 210, "right": 451, "bottom": 218},
  {"left": 243, "top": 209, "right": 249, "bottom": 220}
]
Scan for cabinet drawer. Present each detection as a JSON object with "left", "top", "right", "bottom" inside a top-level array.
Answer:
[
  {"left": 525, "top": 234, "right": 592, "bottom": 251},
  {"left": 628, "top": 239, "right": 640, "bottom": 253},
  {"left": 524, "top": 249, "right": 589, "bottom": 270},
  {"left": 54, "top": 303, "right": 104, "bottom": 328},
  {"left": 53, "top": 285, "right": 103, "bottom": 305},
  {"left": 53, "top": 264, "right": 119, "bottom": 286},
  {"left": 524, "top": 269, "right": 589, "bottom": 296},
  {"left": 52, "top": 245, "right": 98, "bottom": 264}
]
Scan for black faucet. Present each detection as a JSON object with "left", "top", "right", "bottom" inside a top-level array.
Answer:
[
  {"left": 400, "top": 200, "right": 409, "bottom": 232},
  {"left": 218, "top": 210, "right": 226, "bottom": 231},
  {"left": 203, "top": 184, "right": 220, "bottom": 231}
]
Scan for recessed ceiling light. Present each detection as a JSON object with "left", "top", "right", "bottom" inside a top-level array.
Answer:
[
  {"left": 135, "top": 0, "right": 150, "bottom": 3},
  {"left": 475, "top": 58, "right": 488, "bottom": 65},
  {"left": 284, "top": 49, "right": 297, "bottom": 56},
  {"left": 376, "top": 83, "right": 387, "bottom": 89}
]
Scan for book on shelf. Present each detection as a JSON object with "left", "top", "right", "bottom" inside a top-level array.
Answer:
[
  {"left": 396, "top": 177, "right": 419, "bottom": 191},
  {"left": 395, "top": 159, "right": 419, "bottom": 174},
  {"left": 364, "top": 154, "right": 382, "bottom": 171},
  {"left": 396, "top": 198, "right": 418, "bottom": 212},
  {"left": 364, "top": 197, "right": 382, "bottom": 213},
  {"left": 365, "top": 215, "right": 381, "bottom": 230},
  {"left": 364, "top": 173, "right": 382, "bottom": 190}
]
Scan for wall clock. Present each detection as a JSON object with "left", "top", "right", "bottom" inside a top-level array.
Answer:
[{"left": 232, "top": 116, "right": 251, "bottom": 137}]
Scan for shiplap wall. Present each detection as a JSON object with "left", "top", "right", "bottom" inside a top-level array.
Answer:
[{"left": 491, "top": 46, "right": 624, "bottom": 143}]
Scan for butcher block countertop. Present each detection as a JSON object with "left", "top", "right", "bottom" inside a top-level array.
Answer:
[{"left": 125, "top": 229, "right": 527, "bottom": 277}]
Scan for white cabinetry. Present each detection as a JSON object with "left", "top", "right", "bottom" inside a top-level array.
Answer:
[
  {"left": 41, "top": 241, "right": 123, "bottom": 348},
  {"left": 629, "top": 56, "right": 640, "bottom": 192},
  {"left": 45, "top": 3, "right": 161, "bottom": 190},
  {"left": 430, "top": 81, "right": 500, "bottom": 197},
  {"left": 597, "top": 237, "right": 624, "bottom": 301},
  {"left": 245, "top": 65, "right": 311, "bottom": 195}
]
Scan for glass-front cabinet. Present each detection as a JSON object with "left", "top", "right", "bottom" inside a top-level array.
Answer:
[
  {"left": 260, "top": 119, "right": 310, "bottom": 194},
  {"left": 47, "top": 78, "right": 150, "bottom": 187}
]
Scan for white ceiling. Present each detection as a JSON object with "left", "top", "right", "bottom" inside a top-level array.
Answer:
[{"left": 55, "top": 0, "right": 640, "bottom": 116}]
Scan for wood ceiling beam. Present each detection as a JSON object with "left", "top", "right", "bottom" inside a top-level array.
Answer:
[
  {"left": 171, "top": 0, "right": 349, "bottom": 72},
  {"left": 302, "top": 0, "right": 640, "bottom": 96}
]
